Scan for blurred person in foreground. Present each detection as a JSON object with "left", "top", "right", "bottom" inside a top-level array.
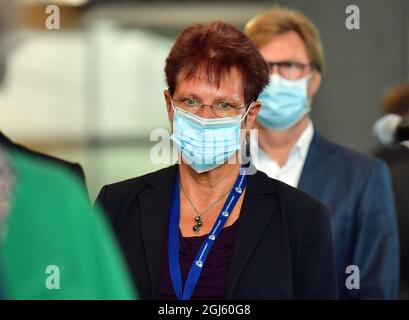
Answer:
[
  {"left": 0, "top": 0, "right": 86, "bottom": 186},
  {"left": 0, "top": 145, "right": 136, "bottom": 299},
  {"left": 96, "top": 21, "right": 337, "bottom": 300},
  {"left": 0, "top": 133, "right": 86, "bottom": 186},
  {"left": 244, "top": 6, "right": 399, "bottom": 299},
  {"left": 374, "top": 84, "right": 409, "bottom": 299},
  {"left": 0, "top": 0, "right": 135, "bottom": 299}
]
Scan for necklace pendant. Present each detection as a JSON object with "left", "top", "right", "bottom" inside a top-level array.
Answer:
[{"left": 193, "top": 216, "right": 203, "bottom": 232}]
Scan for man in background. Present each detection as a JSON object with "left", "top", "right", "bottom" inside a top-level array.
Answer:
[
  {"left": 375, "top": 84, "right": 409, "bottom": 165},
  {"left": 245, "top": 6, "right": 399, "bottom": 299},
  {"left": 374, "top": 84, "right": 409, "bottom": 299}
]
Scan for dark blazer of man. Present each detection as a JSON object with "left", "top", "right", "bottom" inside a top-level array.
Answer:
[
  {"left": 375, "top": 145, "right": 409, "bottom": 299},
  {"left": 298, "top": 133, "right": 399, "bottom": 300},
  {"left": 0, "top": 131, "right": 86, "bottom": 185},
  {"left": 95, "top": 164, "right": 338, "bottom": 300}
]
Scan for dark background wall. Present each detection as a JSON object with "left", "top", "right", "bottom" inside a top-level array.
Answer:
[{"left": 275, "top": 0, "right": 409, "bottom": 153}]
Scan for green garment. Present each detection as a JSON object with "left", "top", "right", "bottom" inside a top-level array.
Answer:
[{"left": 1, "top": 150, "right": 136, "bottom": 299}]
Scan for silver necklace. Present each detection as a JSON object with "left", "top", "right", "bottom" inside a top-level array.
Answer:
[{"left": 180, "top": 184, "right": 230, "bottom": 232}]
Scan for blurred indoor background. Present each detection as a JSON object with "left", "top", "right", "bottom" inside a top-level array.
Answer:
[{"left": 0, "top": 0, "right": 408, "bottom": 199}]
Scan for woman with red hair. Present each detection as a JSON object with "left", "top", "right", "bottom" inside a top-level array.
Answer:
[{"left": 96, "top": 21, "right": 337, "bottom": 300}]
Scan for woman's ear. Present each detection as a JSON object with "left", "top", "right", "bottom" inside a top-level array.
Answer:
[
  {"left": 164, "top": 89, "right": 173, "bottom": 122},
  {"left": 243, "top": 101, "right": 261, "bottom": 140},
  {"left": 244, "top": 101, "right": 261, "bottom": 130}
]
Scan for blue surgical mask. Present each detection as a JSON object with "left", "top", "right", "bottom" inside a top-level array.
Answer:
[
  {"left": 171, "top": 103, "right": 252, "bottom": 173},
  {"left": 257, "top": 73, "right": 311, "bottom": 130}
]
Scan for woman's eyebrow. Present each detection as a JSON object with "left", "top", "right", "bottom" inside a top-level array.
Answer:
[
  {"left": 174, "top": 92, "right": 200, "bottom": 98},
  {"left": 175, "top": 91, "right": 243, "bottom": 103}
]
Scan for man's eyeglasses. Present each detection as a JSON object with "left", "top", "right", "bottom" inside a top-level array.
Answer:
[
  {"left": 171, "top": 97, "right": 249, "bottom": 118},
  {"left": 266, "top": 61, "right": 312, "bottom": 80}
]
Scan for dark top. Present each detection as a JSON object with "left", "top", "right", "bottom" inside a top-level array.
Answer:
[
  {"left": 95, "top": 164, "right": 338, "bottom": 299},
  {"left": 156, "top": 223, "right": 237, "bottom": 300},
  {"left": 375, "top": 145, "right": 409, "bottom": 299},
  {"left": 0, "top": 131, "right": 86, "bottom": 187}
]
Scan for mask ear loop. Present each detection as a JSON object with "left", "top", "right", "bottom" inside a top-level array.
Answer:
[
  {"left": 240, "top": 101, "right": 254, "bottom": 123},
  {"left": 238, "top": 101, "right": 254, "bottom": 167},
  {"left": 167, "top": 90, "right": 177, "bottom": 113},
  {"left": 170, "top": 100, "right": 176, "bottom": 113},
  {"left": 239, "top": 101, "right": 255, "bottom": 153}
]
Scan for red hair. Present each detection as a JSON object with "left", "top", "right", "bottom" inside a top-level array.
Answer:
[{"left": 165, "top": 21, "right": 269, "bottom": 105}]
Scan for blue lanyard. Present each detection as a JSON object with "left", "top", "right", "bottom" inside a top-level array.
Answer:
[{"left": 168, "top": 166, "right": 248, "bottom": 300}]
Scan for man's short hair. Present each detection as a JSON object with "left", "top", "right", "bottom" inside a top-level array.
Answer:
[{"left": 244, "top": 5, "right": 324, "bottom": 73}]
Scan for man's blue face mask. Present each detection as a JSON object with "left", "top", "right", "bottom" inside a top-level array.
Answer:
[
  {"left": 257, "top": 73, "right": 311, "bottom": 130},
  {"left": 170, "top": 102, "right": 253, "bottom": 173}
]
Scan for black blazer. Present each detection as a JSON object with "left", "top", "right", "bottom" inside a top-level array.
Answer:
[
  {"left": 96, "top": 165, "right": 338, "bottom": 300},
  {"left": 0, "top": 131, "right": 86, "bottom": 185}
]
